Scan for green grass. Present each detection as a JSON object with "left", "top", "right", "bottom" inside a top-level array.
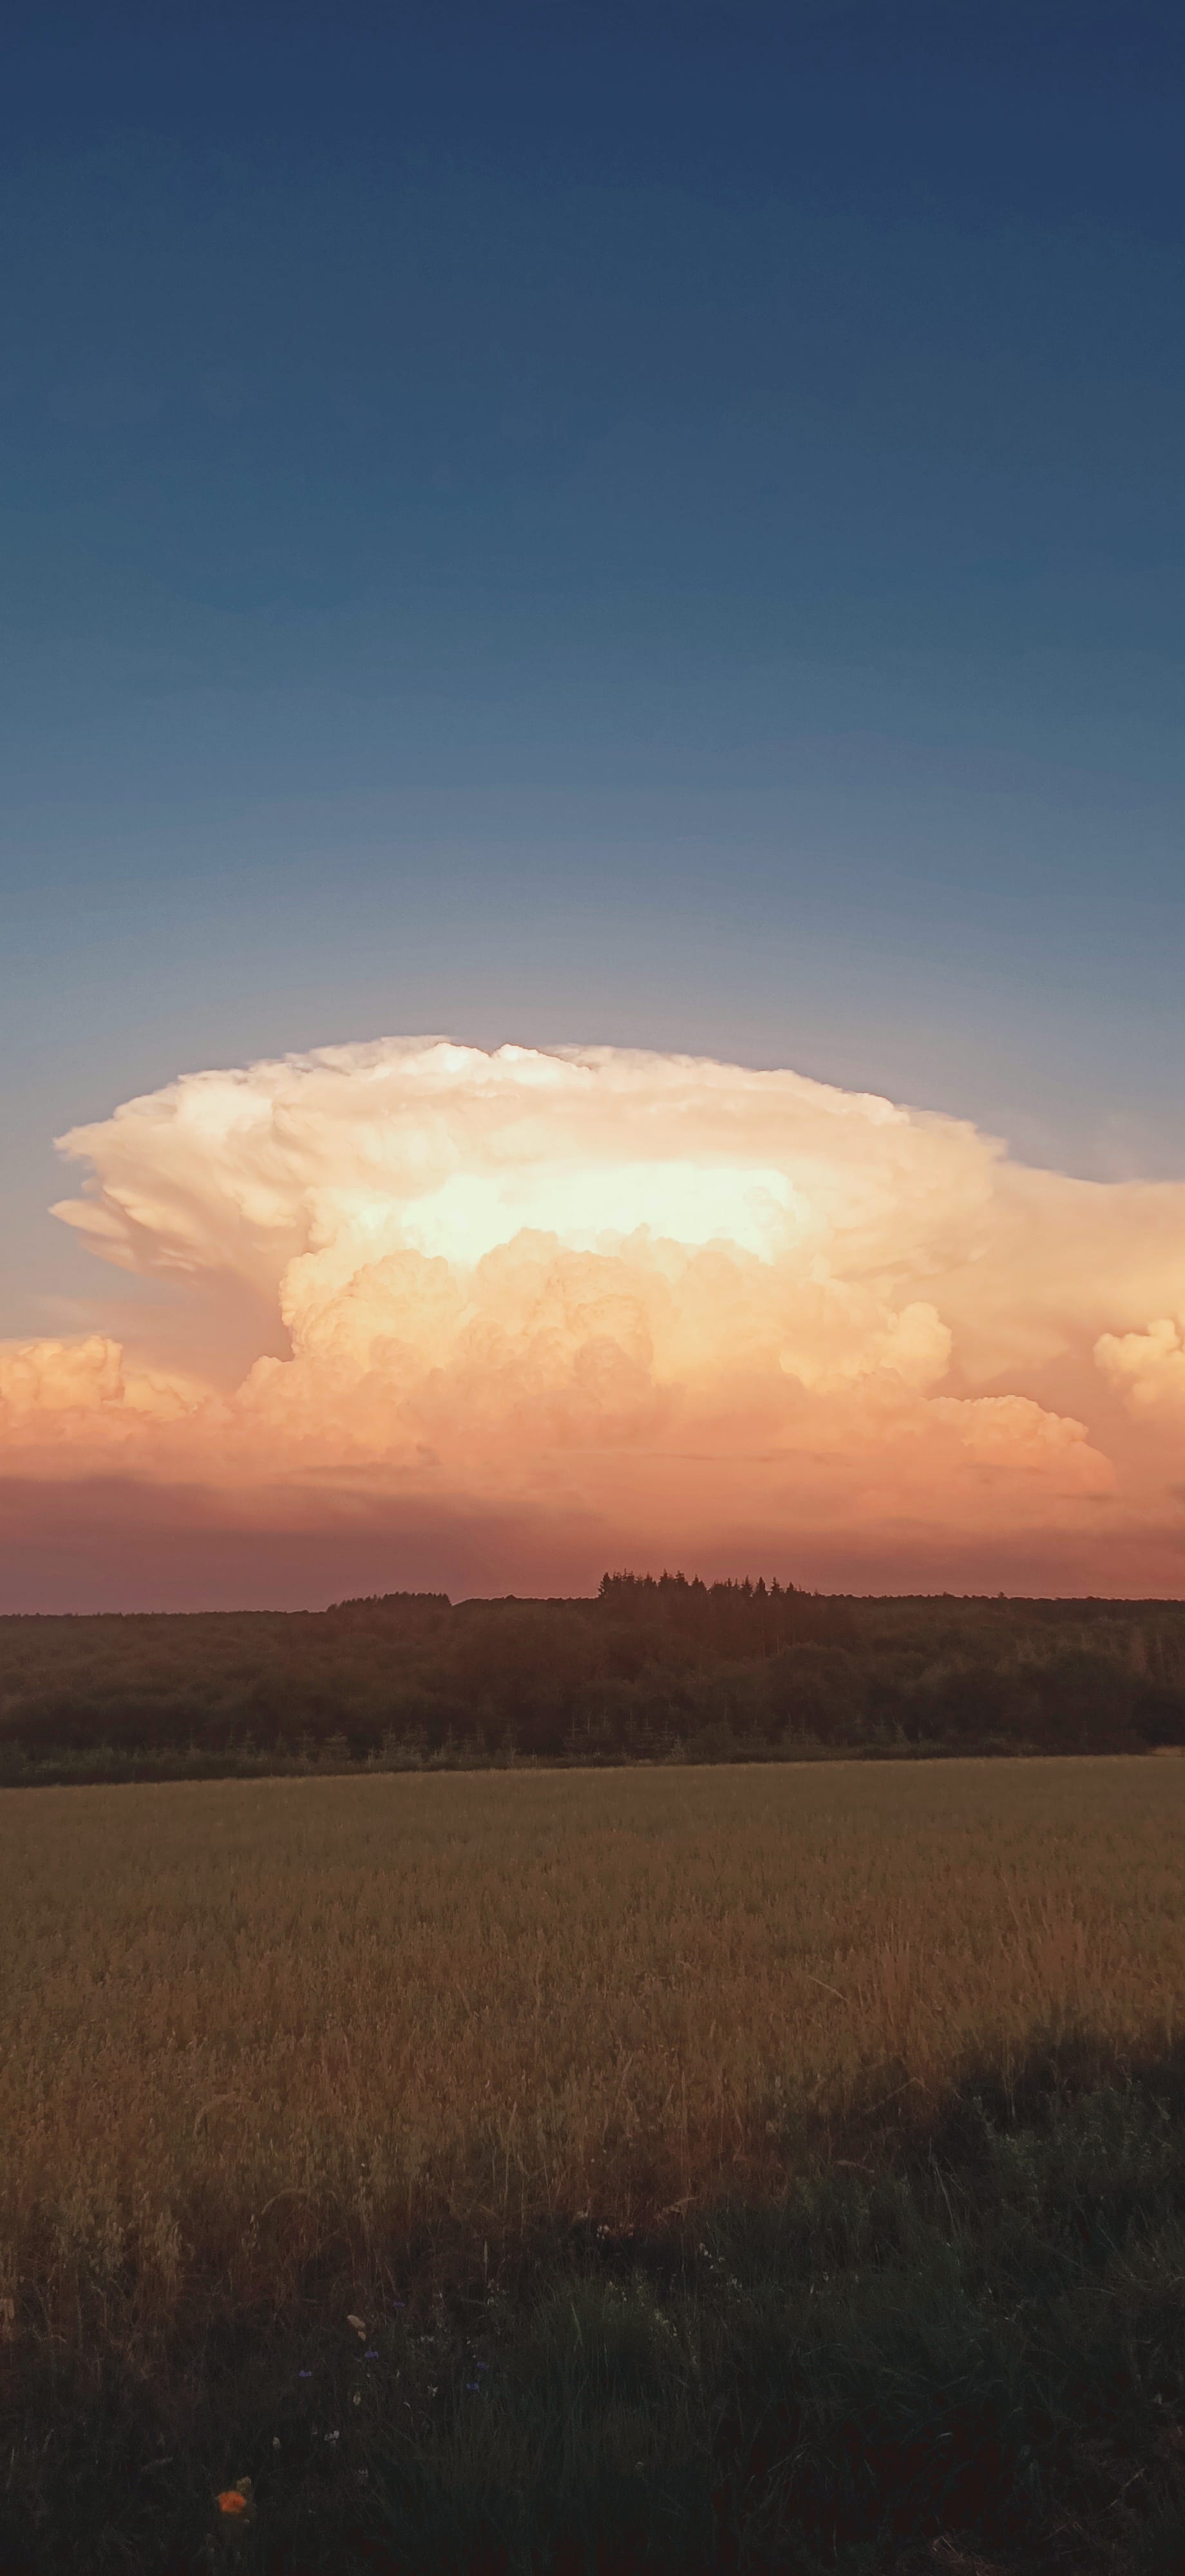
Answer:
[
  {"left": 5, "top": 2052, "right": 1185, "bottom": 2572},
  {"left": 363, "top": 2065, "right": 1185, "bottom": 2576}
]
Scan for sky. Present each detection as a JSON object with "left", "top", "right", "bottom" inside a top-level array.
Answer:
[{"left": 1, "top": 0, "right": 1182, "bottom": 1607}]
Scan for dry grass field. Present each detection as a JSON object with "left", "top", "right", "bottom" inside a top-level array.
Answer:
[{"left": 4, "top": 1756, "right": 1184, "bottom": 2351}]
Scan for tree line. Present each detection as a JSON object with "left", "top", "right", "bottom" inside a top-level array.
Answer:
[{"left": 1, "top": 1573, "right": 1184, "bottom": 1778}]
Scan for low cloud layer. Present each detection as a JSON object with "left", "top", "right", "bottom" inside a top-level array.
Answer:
[{"left": 3, "top": 1037, "right": 1185, "bottom": 1603}]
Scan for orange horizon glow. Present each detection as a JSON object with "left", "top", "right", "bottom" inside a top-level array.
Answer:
[{"left": 3, "top": 1036, "right": 1185, "bottom": 1609}]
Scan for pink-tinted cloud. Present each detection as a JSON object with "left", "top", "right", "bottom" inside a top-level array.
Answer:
[{"left": 3, "top": 1036, "right": 1184, "bottom": 1605}]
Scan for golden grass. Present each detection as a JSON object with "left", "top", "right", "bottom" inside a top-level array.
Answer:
[{"left": 3, "top": 1757, "right": 1184, "bottom": 2341}]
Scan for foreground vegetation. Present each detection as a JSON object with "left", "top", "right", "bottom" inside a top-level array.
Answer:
[
  {"left": 3, "top": 1759, "right": 1185, "bottom": 2569},
  {"left": 3, "top": 1575, "right": 1185, "bottom": 1782}
]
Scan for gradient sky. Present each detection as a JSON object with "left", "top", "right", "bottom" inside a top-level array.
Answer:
[{"left": 1, "top": 1, "right": 1182, "bottom": 1604}]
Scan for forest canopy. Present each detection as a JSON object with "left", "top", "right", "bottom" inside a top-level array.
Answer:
[{"left": 1, "top": 1576, "right": 1184, "bottom": 1780}]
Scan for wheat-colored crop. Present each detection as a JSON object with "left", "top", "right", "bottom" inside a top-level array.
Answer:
[{"left": 1, "top": 1757, "right": 1182, "bottom": 2341}]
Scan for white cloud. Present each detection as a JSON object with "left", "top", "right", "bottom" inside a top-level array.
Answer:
[
  {"left": 4, "top": 1032, "right": 1183, "bottom": 1581},
  {"left": 1096, "top": 1318, "right": 1185, "bottom": 1414}
]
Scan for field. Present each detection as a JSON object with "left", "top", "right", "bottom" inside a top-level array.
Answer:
[{"left": 5, "top": 1759, "right": 1185, "bottom": 2571}]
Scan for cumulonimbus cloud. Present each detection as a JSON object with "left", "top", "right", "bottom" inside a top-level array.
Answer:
[{"left": 3, "top": 1036, "right": 1185, "bottom": 1598}]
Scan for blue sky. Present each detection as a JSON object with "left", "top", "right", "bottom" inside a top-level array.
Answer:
[{"left": 2, "top": 0, "right": 1182, "bottom": 1338}]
